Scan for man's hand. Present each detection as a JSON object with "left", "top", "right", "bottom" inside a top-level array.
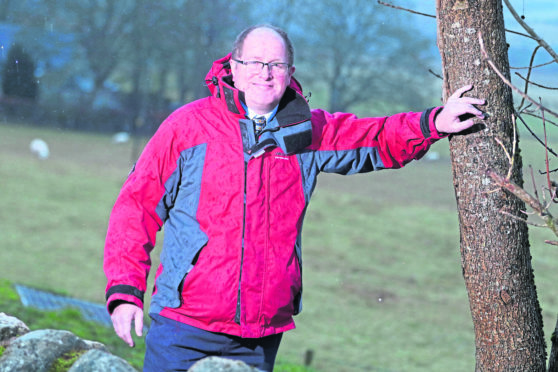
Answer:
[
  {"left": 435, "top": 84, "right": 486, "bottom": 134},
  {"left": 111, "top": 303, "right": 144, "bottom": 347}
]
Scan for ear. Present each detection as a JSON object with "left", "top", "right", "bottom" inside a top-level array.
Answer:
[
  {"left": 230, "top": 60, "right": 239, "bottom": 81},
  {"left": 286, "top": 65, "right": 296, "bottom": 84}
]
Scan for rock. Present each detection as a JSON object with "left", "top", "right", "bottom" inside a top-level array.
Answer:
[
  {"left": 189, "top": 356, "right": 259, "bottom": 372},
  {"left": 0, "top": 314, "right": 262, "bottom": 372},
  {"left": 69, "top": 349, "right": 137, "bottom": 372},
  {"left": 0, "top": 329, "right": 92, "bottom": 371},
  {"left": 0, "top": 313, "right": 29, "bottom": 346},
  {"left": 0, "top": 314, "right": 137, "bottom": 372}
]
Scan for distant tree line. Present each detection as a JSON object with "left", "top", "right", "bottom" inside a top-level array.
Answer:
[{"left": 0, "top": 0, "right": 437, "bottom": 134}]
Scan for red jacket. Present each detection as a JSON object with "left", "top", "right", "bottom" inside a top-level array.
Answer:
[{"left": 104, "top": 54, "right": 445, "bottom": 338}]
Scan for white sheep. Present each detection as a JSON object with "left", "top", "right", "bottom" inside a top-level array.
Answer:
[{"left": 29, "top": 138, "right": 50, "bottom": 159}]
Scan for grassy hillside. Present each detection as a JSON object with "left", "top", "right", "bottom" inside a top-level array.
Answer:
[{"left": 1, "top": 121, "right": 557, "bottom": 371}]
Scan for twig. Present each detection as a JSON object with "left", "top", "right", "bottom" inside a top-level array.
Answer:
[
  {"left": 478, "top": 32, "right": 558, "bottom": 118},
  {"left": 487, "top": 169, "right": 558, "bottom": 238},
  {"left": 542, "top": 101, "right": 551, "bottom": 190},
  {"left": 486, "top": 171, "right": 542, "bottom": 213},
  {"left": 518, "top": 46, "right": 541, "bottom": 111},
  {"left": 428, "top": 69, "right": 443, "bottom": 80},
  {"left": 493, "top": 114, "right": 517, "bottom": 181},
  {"left": 503, "top": 0, "right": 558, "bottom": 64},
  {"left": 530, "top": 166, "right": 541, "bottom": 205},
  {"left": 377, "top": 1, "right": 435, "bottom": 18},
  {"left": 515, "top": 73, "right": 558, "bottom": 90},
  {"left": 523, "top": 112, "right": 558, "bottom": 128},
  {"left": 505, "top": 28, "right": 537, "bottom": 40},
  {"left": 498, "top": 208, "right": 536, "bottom": 226},
  {"left": 514, "top": 112, "right": 558, "bottom": 157},
  {"left": 378, "top": 0, "right": 535, "bottom": 40},
  {"left": 510, "top": 60, "right": 556, "bottom": 70}
]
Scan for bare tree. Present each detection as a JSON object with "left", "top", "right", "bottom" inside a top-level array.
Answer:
[
  {"left": 436, "top": 0, "right": 547, "bottom": 370},
  {"left": 383, "top": 0, "right": 558, "bottom": 369}
]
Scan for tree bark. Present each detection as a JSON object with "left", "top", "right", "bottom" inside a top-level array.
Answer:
[
  {"left": 436, "top": 0, "right": 546, "bottom": 370},
  {"left": 550, "top": 317, "right": 558, "bottom": 372}
]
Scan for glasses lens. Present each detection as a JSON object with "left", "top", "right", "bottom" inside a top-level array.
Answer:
[
  {"left": 243, "top": 61, "right": 289, "bottom": 74},
  {"left": 245, "top": 61, "right": 263, "bottom": 73},
  {"left": 271, "top": 63, "right": 288, "bottom": 73}
]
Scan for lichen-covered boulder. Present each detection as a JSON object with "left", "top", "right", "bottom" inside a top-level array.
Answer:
[
  {"left": 0, "top": 329, "right": 107, "bottom": 372},
  {"left": 0, "top": 313, "right": 29, "bottom": 345},
  {"left": 68, "top": 349, "right": 137, "bottom": 372},
  {"left": 189, "top": 356, "right": 259, "bottom": 372}
]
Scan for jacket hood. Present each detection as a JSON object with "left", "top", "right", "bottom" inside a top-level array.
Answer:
[{"left": 205, "top": 53, "right": 305, "bottom": 98}]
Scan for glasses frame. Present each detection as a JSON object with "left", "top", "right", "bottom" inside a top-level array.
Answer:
[{"left": 232, "top": 58, "right": 291, "bottom": 74}]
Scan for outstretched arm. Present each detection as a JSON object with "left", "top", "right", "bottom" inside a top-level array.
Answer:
[{"left": 435, "top": 84, "right": 486, "bottom": 134}]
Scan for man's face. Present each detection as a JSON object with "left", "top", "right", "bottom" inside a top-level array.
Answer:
[{"left": 231, "top": 28, "right": 295, "bottom": 115}]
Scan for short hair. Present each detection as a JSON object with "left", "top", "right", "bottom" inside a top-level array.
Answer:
[{"left": 232, "top": 24, "right": 294, "bottom": 66}]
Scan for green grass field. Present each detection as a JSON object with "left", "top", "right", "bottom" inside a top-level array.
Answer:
[{"left": 1, "top": 121, "right": 558, "bottom": 371}]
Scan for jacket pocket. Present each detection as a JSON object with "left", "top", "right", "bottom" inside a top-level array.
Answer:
[{"left": 151, "top": 231, "right": 208, "bottom": 312}]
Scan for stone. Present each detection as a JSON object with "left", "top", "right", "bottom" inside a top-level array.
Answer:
[
  {"left": 0, "top": 329, "right": 88, "bottom": 371},
  {"left": 0, "top": 313, "right": 29, "bottom": 346},
  {"left": 68, "top": 349, "right": 137, "bottom": 372},
  {"left": 0, "top": 327, "right": 121, "bottom": 372},
  {"left": 189, "top": 356, "right": 259, "bottom": 372}
]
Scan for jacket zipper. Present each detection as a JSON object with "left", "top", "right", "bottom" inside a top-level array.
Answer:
[{"left": 235, "top": 154, "right": 249, "bottom": 324}]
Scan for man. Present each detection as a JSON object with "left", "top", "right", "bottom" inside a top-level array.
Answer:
[{"left": 104, "top": 25, "right": 485, "bottom": 371}]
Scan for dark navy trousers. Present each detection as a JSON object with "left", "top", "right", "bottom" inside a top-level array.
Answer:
[{"left": 143, "top": 314, "right": 283, "bottom": 372}]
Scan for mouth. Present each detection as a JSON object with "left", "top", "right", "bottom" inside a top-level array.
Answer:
[{"left": 252, "top": 81, "right": 273, "bottom": 88}]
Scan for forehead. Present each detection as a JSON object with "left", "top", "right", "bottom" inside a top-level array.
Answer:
[{"left": 240, "top": 28, "right": 287, "bottom": 59}]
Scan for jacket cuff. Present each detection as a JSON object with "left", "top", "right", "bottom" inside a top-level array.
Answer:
[
  {"left": 106, "top": 285, "right": 145, "bottom": 314},
  {"left": 420, "top": 107, "right": 446, "bottom": 140}
]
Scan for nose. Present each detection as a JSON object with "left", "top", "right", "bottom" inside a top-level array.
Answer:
[{"left": 259, "top": 64, "right": 272, "bottom": 78}]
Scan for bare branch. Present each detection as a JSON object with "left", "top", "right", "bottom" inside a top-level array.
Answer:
[
  {"left": 487, "top": 170, "right": 544, "bottom": 214},
  {"left": 516, "top": 73, "right": 558, "bottom": 91},
  {"left": 478, "top": 32, "right": 558, "bottom": 118},
  {"left": 378, "top": 0, "right": 535, "bottom": 40},
  {"left": 494, "top": 114, "right": 517, "bottom": 181},
  {"left": 514, "top": 112, "right": 558, "bottom": 157},
  {"left": 487, "top": 169, "right": 558, "bottom": 239},
  {"left": 510, "top": 60, "right": 555, "bottom": 70},
  {"left": 503, "top": 0, "right": 558, "bottom": 64},
  {"left": 545, "top": 240, "right": 558, "bottom": 246},
  {"left": 376, "top": 1, "right": 435, "bottom": 18},
  {"left": 505, "top": 28, "right": 537, "bottom": 40},
  {"left": 524, "top": 112, "right": 558, "bottom": 128},
  {"left": 518, "top": 46, "right": 541, "bottom": 111},
  {"left": 530, "top": 166, "right": 541, "bottom": 205},
  {"left": 428, "top": 68, "right": 443, "bottom": 80}
]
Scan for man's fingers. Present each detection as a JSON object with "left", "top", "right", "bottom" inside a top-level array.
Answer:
[
  {"left": 134, "top": 310, "right": 144, "bottom": 337},
  {"left": 112, "top": 316, "right": 134, "bottom": 347},
  {"left": 459, "top": 105, "right": 485, "bottom": 120},
  {"left": 449, "top": 84, "right": 473, "bottom": 99},
  {"left": 456, "top": 97, "right": 486, "bottom": 106},
  {"left": 111, "top": 304, "right": 143, "bottom": 348}
]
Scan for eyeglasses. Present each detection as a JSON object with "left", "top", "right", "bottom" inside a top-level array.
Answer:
[{"left": 232, "top": 58, "right": 291, "bottom": 74}]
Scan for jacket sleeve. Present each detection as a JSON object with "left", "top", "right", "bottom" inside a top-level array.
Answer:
[
  {"left": 307, "top": 107, "right": 446, "bottom": 174},
  {"left": 103, "top": 118, "right": 181, "bottom": 314}
]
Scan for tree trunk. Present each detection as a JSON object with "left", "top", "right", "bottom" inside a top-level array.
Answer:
[{"left": 436, "top": 0, "right": 546, "bottom": 370}]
